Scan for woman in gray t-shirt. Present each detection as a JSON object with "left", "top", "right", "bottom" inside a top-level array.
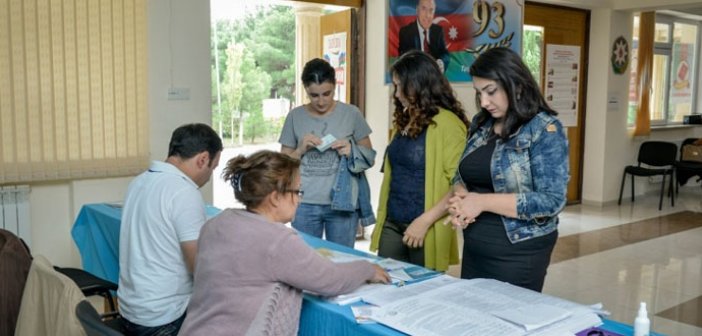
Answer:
[{"left": 279, "top": 58, "right": 374, "bottom": 248}]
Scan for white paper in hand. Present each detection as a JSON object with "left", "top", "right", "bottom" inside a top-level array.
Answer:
[{"left": 316, "top": 134, "right": 337, "bottom": 152}]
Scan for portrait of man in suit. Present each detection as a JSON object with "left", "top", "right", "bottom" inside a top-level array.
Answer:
[{"left": 397, "top": 0, "right": 450, "bottom": 72}]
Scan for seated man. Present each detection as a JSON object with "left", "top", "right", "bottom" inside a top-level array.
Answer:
[{"left": 118, "top": 123, "right": 222, "bottom": 336}]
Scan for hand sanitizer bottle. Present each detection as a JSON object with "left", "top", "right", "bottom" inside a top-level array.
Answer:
[{"left": 634, "top": 302, "right": 650, "bottom": 336}]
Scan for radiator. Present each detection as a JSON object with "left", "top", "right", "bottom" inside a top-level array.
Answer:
[{"left": 0, "top": 185, "right": 31, "bottom": 247}]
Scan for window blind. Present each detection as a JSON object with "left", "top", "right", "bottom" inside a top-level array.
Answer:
[
  {"left": 0, "top": 0, "right": 148, "bottom": 184},
  {"left": 633, "top": 12, "right": 654, "bottom": 136}
]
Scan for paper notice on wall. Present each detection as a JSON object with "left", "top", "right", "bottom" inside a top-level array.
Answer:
[
  {"left": 323, "top": 32, "right": 347, "bottom": 103},
  {"left": 545, "top": 44, "right": 581, "bottom": 127}
]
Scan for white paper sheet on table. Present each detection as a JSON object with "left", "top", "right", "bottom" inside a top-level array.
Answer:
[
  {"left": 363, "top": 275, "right": 460, "bottom": 306},
  {"left": 492, "top": 303, "right": 571, "bottom": 331},
  {"left": 324, "top": 283, "right": 390, "bottom": 305},
  {"left": 371, "top": 278, "right": 601, "bottom": 336}
]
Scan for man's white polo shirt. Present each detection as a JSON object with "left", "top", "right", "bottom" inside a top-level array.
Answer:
[{"left": 118, "top": 161, "right": 206, "bottom": 327}]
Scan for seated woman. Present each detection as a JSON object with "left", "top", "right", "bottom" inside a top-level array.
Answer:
[{"left": 179, "top": 150, "right": 389, "bottom": 336}]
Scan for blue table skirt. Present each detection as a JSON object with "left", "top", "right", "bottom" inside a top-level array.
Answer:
[
  {"left": 72, "top": 203, "right": 122, "bottom": 283},
  {"left": 298, "top": 233, "right": 406, "bottom": 335}
]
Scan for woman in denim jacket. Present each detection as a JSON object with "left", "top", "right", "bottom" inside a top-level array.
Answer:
[{"left": 447, "top": 47, "right": 569, "bottom": 292}]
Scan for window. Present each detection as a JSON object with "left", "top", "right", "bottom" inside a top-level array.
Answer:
[
  {"left": 523, "top": 25, "right": 545, "bottom": 87},
  {"left": 629, "top": 13, "right": 700, "bottom": 126},
  {"left": 0, "top": 0, "right": 149, "bottom": 184}
]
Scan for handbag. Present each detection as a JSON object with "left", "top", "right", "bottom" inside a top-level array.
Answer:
[{"left": 682, "top": 144, "right": 702, "bottom": 162}]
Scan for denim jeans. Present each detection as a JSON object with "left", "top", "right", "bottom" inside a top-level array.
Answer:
[
  {"left": 293, "top": 203, "right": 358, "bottom": 248},
  {"left": 121, "top": 312, "right": 186, "bottom": 336}
]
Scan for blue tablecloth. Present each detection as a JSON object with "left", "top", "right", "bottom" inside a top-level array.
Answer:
[
  {"left": 71, "top": 203, "right": 651, "bottom": 336},
  {"left": 72, "top": 203, "right": 123, "bottom": 284}
]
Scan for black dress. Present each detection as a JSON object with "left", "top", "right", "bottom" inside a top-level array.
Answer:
[{"left": 458, "top": 135, "right": 557, "bottom": 292}]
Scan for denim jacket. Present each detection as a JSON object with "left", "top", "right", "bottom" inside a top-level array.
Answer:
[
  {"left": 331, "top": 141, "right": 376, "bottom": 226},
  {"left": 454, "top": 112, "right": 569, "bottom": 243}
]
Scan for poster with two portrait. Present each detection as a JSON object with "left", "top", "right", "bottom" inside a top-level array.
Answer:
[{"left": 387, "top": 0, "right": 524, "bottom": 82}]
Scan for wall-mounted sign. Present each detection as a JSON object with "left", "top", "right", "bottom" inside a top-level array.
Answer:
[
  {"left": 323, "top": 32, "right": 348, "bottom": 103},
  {"left": 611, "top": 36, "right": 629, "bottom": 75},
  {"left": 545, "top": 44, "right": 580, "bottom": 127}
]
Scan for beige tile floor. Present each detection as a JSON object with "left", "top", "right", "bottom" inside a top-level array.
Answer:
[{"left": 356, "top": 185, "right": 702, "bottom": 336}]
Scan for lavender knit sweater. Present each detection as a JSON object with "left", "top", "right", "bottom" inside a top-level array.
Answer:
[{"left": 178, "top": 209, "right": 375, "bottom": 335}]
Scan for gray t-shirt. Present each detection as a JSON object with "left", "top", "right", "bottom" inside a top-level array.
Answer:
[{"left": 279, "top": 102, "right": 372, "bottom": 204}]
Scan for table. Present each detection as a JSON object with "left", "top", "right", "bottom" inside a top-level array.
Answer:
[
  {"left": 71, "top": 203, "right": 393, "bottom": 334},
  {"left": 71, "top": 203, "right": 219, "bottom": 284},
  {"left": 72, "top": 203, "right": 648, "bottom": 336}
]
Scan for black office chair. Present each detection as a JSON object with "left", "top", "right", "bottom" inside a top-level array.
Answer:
[
  {"left": 17, "top": 237, "right": 119, "bottom": 316},
  {"left": 54, "top": 266, "right": 119, "bottom": 314},
  {"left": 76, "top": 300, "right": 124, "bottom": 336},
  {"left": 618, "top": 141, "right": 677, "bottom": 210},
  {"left": 674, "top": 138, "right": 702, "bottom": 193}
]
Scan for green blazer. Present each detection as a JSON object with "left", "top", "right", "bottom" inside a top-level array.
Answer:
[{"left": 371, "top": 108, "right": 468, "bottom": 271}]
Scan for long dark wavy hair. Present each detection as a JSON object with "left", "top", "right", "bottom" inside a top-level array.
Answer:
[
  {"left": 469, "top": 47, "right": 557, "bottom": 139},
  {"left": 390, "top": 50, "right": 470, "bottom": 138}
]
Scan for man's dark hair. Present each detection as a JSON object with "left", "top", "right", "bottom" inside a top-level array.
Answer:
[
  {"left": 301, "top": 58, "right": 336, "bottom": 87},
  {"left": 168, "top": 123, "right": 223, "bottom": 164}
]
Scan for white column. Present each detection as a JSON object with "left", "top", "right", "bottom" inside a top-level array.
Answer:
[{"left": 294, "top": 4, "right": 323, "bottom": 106}]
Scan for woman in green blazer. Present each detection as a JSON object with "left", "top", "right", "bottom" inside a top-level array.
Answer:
[{"left": 370, "top": 50, "right": 469, "bottom": 271}]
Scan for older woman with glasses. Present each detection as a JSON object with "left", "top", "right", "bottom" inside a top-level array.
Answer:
[{"left": 179, "top": 150, "right": 388, "bottom": 336}]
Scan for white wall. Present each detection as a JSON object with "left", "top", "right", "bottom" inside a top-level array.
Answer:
[
  {"left": 148, "top": 0, "right": 215, "bottom": 202},
  {"left": 26, "top": 0, "right": 213, "bottom": 268},
  {"left": 364, "top": 0, "right": 391, "bottom": 207},
  {"left": 581, "top": 8, "right": 613, "bottom": 203}
]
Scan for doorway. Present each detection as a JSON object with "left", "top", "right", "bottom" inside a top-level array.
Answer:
[
  {"left": 209, "top": 1, "right": 362, "bottom": 209},
  {"left": 525, "top": 2, "right": 590, "bottom": 204}
]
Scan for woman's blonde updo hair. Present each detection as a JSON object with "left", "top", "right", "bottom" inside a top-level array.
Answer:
[{"left": 221, "top": 150, "right": 300, "bottom": 210}]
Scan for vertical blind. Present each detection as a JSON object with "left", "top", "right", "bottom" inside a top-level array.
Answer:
[
  {"left": 633, "top": 12, "right": 654, "bottom": 136},
  {"left": 0, "top": 0, "right": 148, "bottom": 184}
]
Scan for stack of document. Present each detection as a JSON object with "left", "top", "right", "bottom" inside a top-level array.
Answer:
[
  {"left": 375, "top": 258, "right": 440, "bottom": 285},
  {"left": 315, "top": 250, "right": 437, "bottom": 304},
  {"left": 315, "top": 248, "right": 601, "bottom": 335},
  {"left": 369, "top": 278, "right": 601, "bottom": 336}
]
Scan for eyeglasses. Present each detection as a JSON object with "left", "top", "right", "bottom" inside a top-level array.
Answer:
[{"left": 286, "top": 189, "right": 304, "bottom": 197}]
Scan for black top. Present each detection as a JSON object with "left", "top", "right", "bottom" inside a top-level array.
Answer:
[
  {"left": 387, "top": 130, "right": 426, "bottom": 224},
  {"left": 458, "top": 135, "right": 509, "bottom": 244}
]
